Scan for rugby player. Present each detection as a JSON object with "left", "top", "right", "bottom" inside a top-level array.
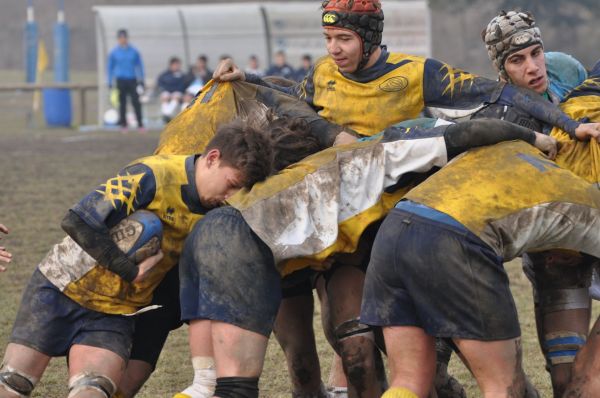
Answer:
[
  {"left": 210, "top": 1, "right": 600, "bottom": 396},
  {"left": 478, "top": 12, "right": 593, "bottom": 396},
  {"left": 0, "top": 120, "right": 274, "bottom": 398},
  {"left": 122, "top": 81, "right": 335, "bottom": 398},
  {"left": 361, "top": 135, "right": 600, "bottom": 398},
  {"left": 546, "top": 59, "right": 600, "bottom": 397}
]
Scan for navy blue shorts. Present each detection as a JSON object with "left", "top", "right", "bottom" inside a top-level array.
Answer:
[
  {"left": 179, "top": 206, "right": 281, "bottom": 337},
  {"left": 130, "top": 265, "right": 183, "bottom": 367},
  {"left": 361, "top": 208, "right": 520, "bottom": 341},
  {"left": 10, "top": 269, "right": 134, "bottom": 360}
]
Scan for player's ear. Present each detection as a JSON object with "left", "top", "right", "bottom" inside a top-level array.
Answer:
[{"left": 205, "top": 149, "right": 222, "bottom": 166}]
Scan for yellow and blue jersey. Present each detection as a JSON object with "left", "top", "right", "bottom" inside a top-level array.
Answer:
[
  {"left": 38, "top": 154, "right": 207, "bottom": 314},
  {"left": 246, "top": 48, "right": 578, "bottom": 137},
  {"left": 403, "top": 141, "right": 600, "bottom": 261}
]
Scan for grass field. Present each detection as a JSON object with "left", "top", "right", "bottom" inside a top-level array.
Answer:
[{"left": 0, "top": 110, "right": 598, "bottom": 397}]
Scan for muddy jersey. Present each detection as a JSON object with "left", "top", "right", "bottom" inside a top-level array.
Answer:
[
  {"left": 247, "top": 48, "right": 579, "bottom": 137},
  {"left": 550, "top": 62, "right": 600, "bottom": 185},
  {"left": 403, "top": 140, "right": 600, "bottom": 261},
  {"left": 39, "top": 155, "right": 207, "bottom": 314},
  {"left": 228, "top": 123, "right": 463, "bottom": 276}
]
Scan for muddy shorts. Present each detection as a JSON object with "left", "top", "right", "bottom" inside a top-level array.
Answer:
[
  {"left": 130, "top": 265, "right": 183, "bottom": 367},
  {"left": 361, "top": 204, "right": 521, "bottom": 341},
  {"left": 10, "top": 268, "right": 134, "bottom": 360},
  {"left": 179, "top": 206, "right": 281, "bottom": 337}
]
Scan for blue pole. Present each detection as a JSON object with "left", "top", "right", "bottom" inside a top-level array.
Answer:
[
  {"left": 25, "top": 0, "right": 38, "bottom": 83},
  {"left": 54, "top": 0, "right": 69, "bottom": 82}
]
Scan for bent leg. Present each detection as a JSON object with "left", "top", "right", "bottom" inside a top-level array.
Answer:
[
  {"left": 68, "top": 344, "right": 124, "bottom": 398},
  {"left": 178, "top": 207, "right": 281, "bottom": 396},
  {"left": 328, "top": 265, "right": 384, "bottom": 398},
  {"left": 454, "top": 338, "right": 526, "bottom": 398},
  {"left": 526, "top": 251, "right": 592, "bottom": 397},
  {"left": 383, "top": 326, "right": 436, "bottom": 398},
  {"left": 175, "top": 320, "right": 216, "bottom": 398},
  {"left": 274, "top": 291, "right": 327, "bottom": 397},
  {"left": 0, "top": 344, "right": 49, "bottom": 398}
]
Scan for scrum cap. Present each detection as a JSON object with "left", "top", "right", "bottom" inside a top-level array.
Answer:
[
  {"left": 482, "top": 10, "right": 543, "bottom": 80},
  {"left": 322, "top": 0, "right": 384, "bottom": 71}
]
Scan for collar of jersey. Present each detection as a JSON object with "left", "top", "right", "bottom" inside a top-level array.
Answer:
[{"left": 339, "top": 46, "right": 392, "bottom": 83}]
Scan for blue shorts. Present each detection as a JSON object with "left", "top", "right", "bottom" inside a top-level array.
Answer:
[
  {"left": 10, "top": 269, "right": 134, "bottom": 360},
  {"left": 361, "top": 207, "right": 520, "bottom": 341},
  {"left": 179, "top": 206, "right": 281, "bottom": 337}
]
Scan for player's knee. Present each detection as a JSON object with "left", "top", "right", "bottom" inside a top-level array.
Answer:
[
  {"left": 68, "top": 373, "right": 117, "bottom": 398},
  {"left": 214, "top": 377, "right": 259, "bottom": 398},
  {"left": 0, "top": 364, "right": 38, "bottom": 397},
  {"left": 335, "top": 323, "right": 380, "bottom": 389},
  {"left": 334, "top": 317, "right": 374, "bottom": 344}
]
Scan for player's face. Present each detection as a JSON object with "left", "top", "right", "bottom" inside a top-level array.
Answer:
[
  {"left": 324, "top": 28, "right": 362, "bottom": 73},
  {"left": 197, "top": 151, "right": 245, "bottom": 208},
  {"left": 504, "top": 45, "right": 548, "bottom": 94}
]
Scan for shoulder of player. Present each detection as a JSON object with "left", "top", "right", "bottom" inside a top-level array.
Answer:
[{"left": 386, "top": 52, "right": 426, "bottom": 65}]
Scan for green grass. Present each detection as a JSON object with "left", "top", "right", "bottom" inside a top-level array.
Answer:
[{"left": 0, "top": 122, "right": 597, "bottom": 397}]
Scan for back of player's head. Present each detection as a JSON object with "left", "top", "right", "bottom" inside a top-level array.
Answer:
[
  {"left": 482, "top": 10, "right": 543, "bottom": 79},
  {"left": 205, "top": 118, "right": 274, "bottom": 189},
  {"left": 267, "top": 117, "right": 323, "bottom": 171}
]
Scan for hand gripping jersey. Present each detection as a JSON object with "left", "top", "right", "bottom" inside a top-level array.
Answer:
[
  {"left": 550, "top": 64, "right": 600, "bottom": 186},
  {"left": 38, "top": 155, "right": 207, "bottom": 314},
  {"left": 155, "top": 80, "right": 340, "bottom": 154},
  {"left": 403, "top": 141, "right": 600, "bottom": 261}
]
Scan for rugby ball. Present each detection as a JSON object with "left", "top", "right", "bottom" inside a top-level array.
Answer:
[{"left": 109, "top": 210, "right": 163, "bottom": 264}]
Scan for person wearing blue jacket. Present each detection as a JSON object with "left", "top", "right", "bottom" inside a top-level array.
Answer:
[{"left": 107, "top": 29, "right": 145, "bottom": 131}]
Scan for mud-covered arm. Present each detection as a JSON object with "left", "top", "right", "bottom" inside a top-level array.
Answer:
[
  {"left": 444, "top": 118, "right": 535, "bottom": 159},
  {"left": 422, "top": 58, "right": 580, "bottom": 135},
  {"left": 499, "top": 84, "right": 579, "bottom": 137},
  {"left": 63, "top": 162, "right": 157, "bottom": 282},
  {"left": 246, "top": 66, "right": 319, "bottom": 109},
  {"left": 61, "top": 210, "right": 138, "bottom": 282}
]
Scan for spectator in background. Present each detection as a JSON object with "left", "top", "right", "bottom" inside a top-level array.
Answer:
[
  {"left": 294, "top": 54, "right": 313, "bottom": 82},
  {"left": 265, "top": 50, "right": 295, "bottom": 80},
  {"left": 0, "top": 224, "right": 12, "bottom": 272},
  {"left": 107, "top": 29, "right": 145, "bottom": 132},
  {"left": 245, "top": 54, "right": 264, "bottom": 77},
  {"left": 182, "top": 55, "right": 213, "bottom": 110},
  {"left": 157, "top": 56, "right": 188, "bottom": 122}
]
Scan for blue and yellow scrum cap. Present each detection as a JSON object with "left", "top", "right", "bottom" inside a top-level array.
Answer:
[{"left": 322, "top": 0, "right": 384, "bottom": 70}]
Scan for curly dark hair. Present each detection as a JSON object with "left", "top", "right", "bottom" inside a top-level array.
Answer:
[
  {"left": 205, "top": 118, "right": 274, "bottom": 189},
  {"left": 268, "top": 117, "right": 323, "bottom": 171}
]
